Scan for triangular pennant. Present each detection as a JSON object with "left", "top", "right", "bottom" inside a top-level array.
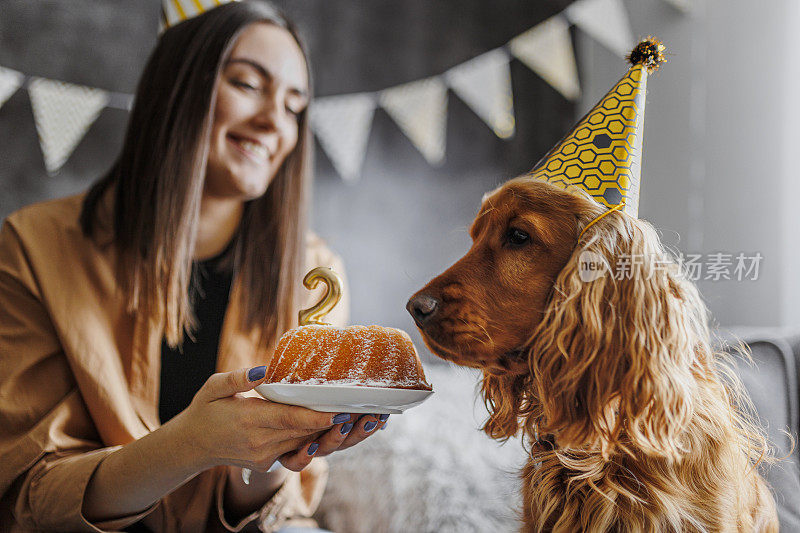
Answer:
[
  {"left": 379, "top": 77, "right": 448, "bottom": 165},
  {"left": 0, "top": 66, "right": 24, "bottom": 110},
  {"left": 565, "top": 0, "right": 634, "bottom": 58},
  {"left": 508, "top": 15, "right": 581, "bottom": 101},
  {"left": 311, "top": 92, "right": 376, "bottom": 182},
  {"left": 445, "top": 49, "right": 515, "bottom": 139},
  {"left": 28, "top": 77, "right": 109, "bottom": 174}
]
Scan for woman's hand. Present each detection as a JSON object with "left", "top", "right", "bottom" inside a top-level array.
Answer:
[
  {"left": 167, "top": 366, "right": 343, "bottom": 473},
  {"left": 278, "top": 413, "right": 389, "bottom": 468}
]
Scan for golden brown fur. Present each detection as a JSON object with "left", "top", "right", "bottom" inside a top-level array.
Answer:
[{"left": 408, "top": 176, "right": 778, "bottom": 532}]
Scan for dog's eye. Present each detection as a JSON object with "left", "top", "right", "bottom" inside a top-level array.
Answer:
[{"left": 506, "top": 228, "right": 530, "bottom": 247}]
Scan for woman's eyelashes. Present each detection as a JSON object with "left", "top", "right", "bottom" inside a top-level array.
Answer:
[
  {"left": 231, "top": 79, "right": 259, "bottom": 92},
  {"left": 285, "top": 94, "right": 307, "bottom": 116},
  {"left": 230, "top": 79, "right": 303, "bottom": 117}
]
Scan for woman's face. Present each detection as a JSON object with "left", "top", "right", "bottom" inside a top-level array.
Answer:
[{"left": 205, "top": 22, "right": 309, "bottom": 201}]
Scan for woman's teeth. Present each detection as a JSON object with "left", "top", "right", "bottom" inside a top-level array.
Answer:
[{"left": 235, "top": 139, "right": 269, "bottom": 160}]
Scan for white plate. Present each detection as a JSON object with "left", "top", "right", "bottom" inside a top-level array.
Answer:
[{"left": 254, "top": 383, "right": 434, "bottom": 414}]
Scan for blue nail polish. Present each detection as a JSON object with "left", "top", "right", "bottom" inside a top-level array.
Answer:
[
  {"left": 307, "top": 442, "right": 319, "bottom": 455},
  {"left": 378, "top": 414, "right": 390, "bottom": 421},
  {"left": 332, "top": 413, "right": 350, "bottom": 424},
  {"left": 340, "top": 422, "right": 353, "bottom": 435},
  {"left": 248, "top": 366, "right": 266, "bottom": 381},
  {"left": 364, "top": 420, "right": 377, "bottom": 432}
]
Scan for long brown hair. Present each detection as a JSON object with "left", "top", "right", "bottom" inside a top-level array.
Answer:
[{"left": 80, "top": 1, "right": 312, "bottom": 349}]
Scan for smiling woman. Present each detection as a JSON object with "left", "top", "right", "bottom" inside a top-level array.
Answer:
[
  {"left": 79, "top": 3, "right": 316, "bottom": 350},
  {"left": 206, "top": 24, "right": 309, "bottom": 203},
  {"left": 0, "top": 2, "right": 387, "bottom": 533}
]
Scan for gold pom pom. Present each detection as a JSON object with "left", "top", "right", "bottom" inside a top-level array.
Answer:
[{"left": 626, "top": 37, "right": 666, "bottom": 73}]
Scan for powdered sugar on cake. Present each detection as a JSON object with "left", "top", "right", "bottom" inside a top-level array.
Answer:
[{"left": 265, "top": 324, "right": 432, "bottom": 390}]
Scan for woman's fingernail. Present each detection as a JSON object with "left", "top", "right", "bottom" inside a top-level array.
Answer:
[
  {"left": 332, "top": 413, "right": 350, "bottom": 424},
  {"left": 307, "top": 442, "right": 319, "bottom": 456},
  {"left": 378, "top": 414, "right": 390, "bottom": 421},
  {"left": 340, "top": 423, "right": 354, "bottom": 435},
  {"left": 248, "top": 366, "right": 266, "bottom": 381},
  {"left": 364, "top": 420, "right": 377, "bottom": 432}
]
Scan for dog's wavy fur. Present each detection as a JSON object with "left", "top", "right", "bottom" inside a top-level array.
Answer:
[{"left": 411, "top": 177, "right": 778, "bottom": 532}]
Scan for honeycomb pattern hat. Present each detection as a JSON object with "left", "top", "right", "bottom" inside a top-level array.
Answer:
[{"left": 529, "top": 38, "right": 666, "bottom": 218}]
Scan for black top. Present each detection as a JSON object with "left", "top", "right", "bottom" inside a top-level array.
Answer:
[{"left": 158, "top": 248, "right": 234, "bottom": 424}]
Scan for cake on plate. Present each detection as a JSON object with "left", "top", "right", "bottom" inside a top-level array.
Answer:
[{"left": 265, "top": 324, "right": 432, "bottom": 390}]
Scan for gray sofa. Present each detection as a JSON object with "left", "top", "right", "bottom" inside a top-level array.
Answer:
[
  {"left": 720, "top": 328, "right": 800, "bottom": 530},
  {"left": 315, "top": 328, "right": 800, "bottom": 532}
]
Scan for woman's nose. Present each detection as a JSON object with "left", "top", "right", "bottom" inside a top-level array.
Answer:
[{"left": 253, "top": 91, "right": 286, "bottom": 130}]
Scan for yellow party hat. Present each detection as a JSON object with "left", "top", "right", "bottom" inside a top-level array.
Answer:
[
  {"left": 529, "top": 38, "right": 666, "bottom": 218},
  {"left": 161, "top": 0, "right": 241, "bottom": 31}
]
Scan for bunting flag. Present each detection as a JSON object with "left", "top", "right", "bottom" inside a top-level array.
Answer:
[
  {"left": 379, "top": 77, "right": 448, "bottom": 166},
  {"left": 508, "top": 15, "right": 580, "bottom": 101},
  {"left": 28, "top": 78, "right": 109, "bottom": 174},
  {"left": 565, "top": 0, "right": 634, "bottom": 58},
  {"left": 445, "top": 49, "right": 515, "bottom": 139},
  {"left": 1, "top": 0, "right": 635, "bottom": 181},
  {"left": 0, "top": 66, "right": 24, "bottom": 109},
  {"left": 310, "top": 93, "right": 376, "bottom": 183}
]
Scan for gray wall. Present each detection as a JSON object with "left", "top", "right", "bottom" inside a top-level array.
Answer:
[
  {"left": 1, "top": 0, "right": 796, "bottom": 365},
  {"left": 276, "top": 0, "right": 577, "bottom": 340},
  {"left": 578, "top": 0, "right": 800, "bottom": 328}
]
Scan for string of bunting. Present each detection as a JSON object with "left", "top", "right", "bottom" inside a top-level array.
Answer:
[{"left": 0, "top": 0, "right": 634, "bottom": 179}]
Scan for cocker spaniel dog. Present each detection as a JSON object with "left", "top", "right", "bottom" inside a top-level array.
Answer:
[{"left": 407, "top": 176, "right": 777, "bottom": 532}]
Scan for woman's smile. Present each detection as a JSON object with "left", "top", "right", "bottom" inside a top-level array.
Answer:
[{"left": 226, "top": 134, "right": 272, "bottom": 164}]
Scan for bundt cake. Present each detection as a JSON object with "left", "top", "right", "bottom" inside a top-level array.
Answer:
[{"left": 265, "top": 324, "right": 432, "bottom": 390}]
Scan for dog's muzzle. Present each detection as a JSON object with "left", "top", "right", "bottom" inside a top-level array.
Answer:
[{"left": 406, "top": 294, "right": 440, "bottom": 327}]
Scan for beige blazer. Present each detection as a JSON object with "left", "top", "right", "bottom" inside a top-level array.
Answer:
[{"left": 0, "top": 191, "right": 349, "bottom": 532}]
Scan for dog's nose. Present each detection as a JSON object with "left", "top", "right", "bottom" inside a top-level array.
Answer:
[{"left": 406, "top": 294, "right": 440, "bottom": 327}]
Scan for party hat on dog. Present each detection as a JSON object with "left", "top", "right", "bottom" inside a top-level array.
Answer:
[
  {"left": 161, "top": 0, "right": 240, "bottom": 31},
  {"left": 529, "top": 38, "right": 665, "bottom": 218}
]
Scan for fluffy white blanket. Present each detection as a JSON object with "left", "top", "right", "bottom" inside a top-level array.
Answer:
[{"left": 315, "top": 365, "right": 527, "bottom": 533}]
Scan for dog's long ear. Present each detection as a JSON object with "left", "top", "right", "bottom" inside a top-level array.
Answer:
[
  {"left": 530, "top": 216, "right": 706, "bottom": 459},
  {"left": 481, "top": 372, "right": 532, "bottom": 440}
]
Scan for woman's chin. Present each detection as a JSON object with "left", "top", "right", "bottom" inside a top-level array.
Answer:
[
  {"left": 228, "top": 166, "right": 273, "bottom": 197},
  {"left": 207, "top": 173, "right": 273, "bottom": 201},
  {"left": 238, "top": 180, "right": 271, "bottom": 200}
]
